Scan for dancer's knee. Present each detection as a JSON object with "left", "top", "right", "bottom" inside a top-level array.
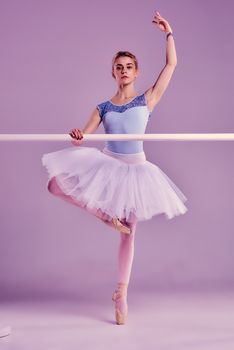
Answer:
[{"left": 47, "top": 177, "right": 61, "bottom": 195}]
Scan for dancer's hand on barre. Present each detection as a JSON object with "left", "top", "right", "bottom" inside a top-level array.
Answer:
[{"left": 69, "top": 128, "right": 85, "bottom": 146}]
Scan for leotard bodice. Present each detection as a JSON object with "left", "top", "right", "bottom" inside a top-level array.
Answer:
[{"left": 97, "top": 93, "right": 152, "bottom": 154}]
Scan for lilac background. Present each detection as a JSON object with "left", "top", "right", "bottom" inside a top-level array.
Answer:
[{"left": 0, "top": 0, "right": 233, "bottom": 301}]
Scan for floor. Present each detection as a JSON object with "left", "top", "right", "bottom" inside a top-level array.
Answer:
[{"left": 1, "top": 290, "right": 234, "bottom": 350}]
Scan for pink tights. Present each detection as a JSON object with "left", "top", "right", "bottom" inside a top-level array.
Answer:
[
  {"left": 47, "top": 176, "right": 137, "bottom": 286},
  {"left": 117, "top": 220, "right": 137, "bottom": 284}
]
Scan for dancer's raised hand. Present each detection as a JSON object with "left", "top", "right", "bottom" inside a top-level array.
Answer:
[{"left": 152, "top": 11, "right": 173, "bottom": 34}]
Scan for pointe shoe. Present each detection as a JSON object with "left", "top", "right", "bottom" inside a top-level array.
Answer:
[
  {"left": 112, "top": 217, "right": 131, "bottom": 235},
  {"left": 112, "top": 283, "right": 128, "bottom": 325}
]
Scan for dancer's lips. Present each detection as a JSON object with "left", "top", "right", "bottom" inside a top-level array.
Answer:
[{"left": 122, "top": 76, "right": 128, "bottom": 78}]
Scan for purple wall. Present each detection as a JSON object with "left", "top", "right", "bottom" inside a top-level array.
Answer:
[{"left": 0, "top": 0, "right": 234, "bottom": 300}]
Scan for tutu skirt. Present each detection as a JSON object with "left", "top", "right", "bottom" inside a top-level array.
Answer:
[{"left": 41, "top": 145, "right": 188, "bottom": 224}]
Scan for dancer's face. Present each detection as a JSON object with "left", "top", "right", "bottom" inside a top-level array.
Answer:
[{"left": 112, "top": 57, "right": 138, "bottom": 85}]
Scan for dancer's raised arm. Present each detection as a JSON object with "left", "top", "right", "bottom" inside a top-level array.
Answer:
[{"left": 145, "top": 11, "right": 177, "bottom": 113}]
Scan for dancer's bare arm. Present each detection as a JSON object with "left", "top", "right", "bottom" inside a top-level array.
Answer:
[
  {"left": 145, "top": 11, "right": 177, "bottom": 113},
  {"left": 69, "top": 108, "right": 101, "bottom": 145}
]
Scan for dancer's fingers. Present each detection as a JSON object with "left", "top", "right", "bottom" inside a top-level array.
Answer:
[{"left": 69, "top": 128, "right": 83, "bottom": 140}]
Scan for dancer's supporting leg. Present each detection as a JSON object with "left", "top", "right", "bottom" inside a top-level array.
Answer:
[
  {"left": 112, "top": 216, "right": 138, "bottom": 324},
  {"left": 118, "top": 217, "right": 137, "bottom": 285}
]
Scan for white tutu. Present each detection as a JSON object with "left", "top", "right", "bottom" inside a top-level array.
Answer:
[{"left": 41, "top": 145, "right": 188, "bottom": 224}]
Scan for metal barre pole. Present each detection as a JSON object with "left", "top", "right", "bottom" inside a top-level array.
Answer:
[{"left": 0, "top": 133, "right": 234, "bottom": 141}]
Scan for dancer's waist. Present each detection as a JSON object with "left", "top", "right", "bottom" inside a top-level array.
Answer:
[
  {"left": 105, "top": 140, "right": 144, "bottom": 154},
  {"left": 102, "top": 147, "right": 146, "bottom": 164}
]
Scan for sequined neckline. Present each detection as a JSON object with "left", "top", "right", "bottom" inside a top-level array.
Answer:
[{"left": 108, "top": 94, "right": 141, "bottom": 106}]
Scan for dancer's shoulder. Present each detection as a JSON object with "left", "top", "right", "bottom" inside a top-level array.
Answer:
[{"left": 96, "top": 99, "right": 109, "bottom": 120}]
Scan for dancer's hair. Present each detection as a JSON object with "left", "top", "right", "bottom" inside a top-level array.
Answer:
[{"left": 111, "top": 51, "right": 138, "bottom": 79}]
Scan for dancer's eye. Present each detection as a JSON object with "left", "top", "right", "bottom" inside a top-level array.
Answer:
[{"left": 116, "top": 66, "right": 133, "bottom": 70}]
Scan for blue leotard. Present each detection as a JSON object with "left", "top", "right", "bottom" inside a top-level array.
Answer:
[{"left": 97, "top": 93, "right": 152, "bottom": 154}]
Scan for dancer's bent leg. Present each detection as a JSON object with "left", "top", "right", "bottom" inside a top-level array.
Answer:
[
  {"left": 47, "top": 177, "right": 120, "bottom": 230},
  {"left": 47, "top": 177, "right": 81, "bottom": 206}
]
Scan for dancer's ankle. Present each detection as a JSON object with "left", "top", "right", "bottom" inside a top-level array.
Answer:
[{"left": 116, "top": 282, "right": 128, "bottom": 294}]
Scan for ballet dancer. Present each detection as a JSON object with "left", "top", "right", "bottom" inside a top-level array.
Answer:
[{"left": 42, "top": 11, "right": 188, "bottom": 325}]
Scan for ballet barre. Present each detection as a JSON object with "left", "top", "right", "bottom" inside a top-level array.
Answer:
[{"left": 0, "top": 133, "right": 234, "bottom": 141}]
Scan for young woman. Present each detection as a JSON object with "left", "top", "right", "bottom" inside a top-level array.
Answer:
[{"left": 41, "top": 11, "right": 188, "bottom": 325}]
